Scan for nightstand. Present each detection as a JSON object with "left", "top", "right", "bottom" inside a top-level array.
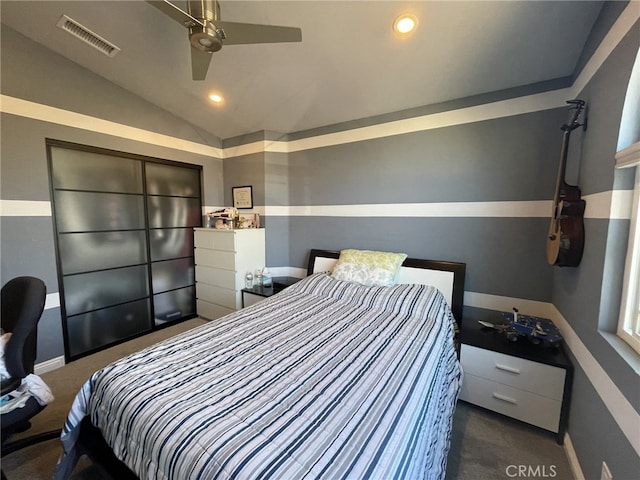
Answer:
[
  {"left": 458, "top": 319, "right": 573, "bottom": 444},
  {"left": 241, "top": 276, "right": 300, "bottom": 307}
]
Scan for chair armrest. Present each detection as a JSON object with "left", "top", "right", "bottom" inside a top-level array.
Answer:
[{"left": 1, "top": 377, "right": 22, "bottom": 396}]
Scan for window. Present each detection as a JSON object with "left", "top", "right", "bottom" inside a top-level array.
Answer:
[
  {"left": 617, "top": 143, "right": 640, "bottom": 354},
  {"left": 615, "top": 45, "right": 640, "bottom": 354}
]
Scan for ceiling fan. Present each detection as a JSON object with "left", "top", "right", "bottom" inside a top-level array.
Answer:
[{"left": 147, "top": 0, "right": 302, "bottom": 81}]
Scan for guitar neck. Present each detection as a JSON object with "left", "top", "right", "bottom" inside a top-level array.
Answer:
[{"left": 552, "top": 130, "right": 572, "bottom": 205}]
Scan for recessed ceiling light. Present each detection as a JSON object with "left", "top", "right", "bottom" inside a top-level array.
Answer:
[
  {"left": 209, "top": 93, "right": 224, "bottom": 104},
  {"left": 393, "top": 14, "right": 418, "bottom": 34}
]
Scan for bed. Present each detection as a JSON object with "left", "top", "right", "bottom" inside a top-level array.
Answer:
[{"left": 54, "top": 249, "right": 466, "bottom": 480}]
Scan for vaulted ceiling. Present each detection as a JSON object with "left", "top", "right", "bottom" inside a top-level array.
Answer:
[{"left": 1, "top": 1, "right": 604, "bottom": 139}]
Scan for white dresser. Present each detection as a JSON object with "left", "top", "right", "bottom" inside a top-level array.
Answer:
[{"left": 194, "top": 228, "right": 265, "bottom": 320}]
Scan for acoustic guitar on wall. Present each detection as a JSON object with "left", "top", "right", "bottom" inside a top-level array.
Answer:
[{"left": 546, "top": 99, "right": 587, "bottom": 267}]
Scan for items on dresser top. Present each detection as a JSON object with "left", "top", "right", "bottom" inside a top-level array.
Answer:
[{"left": 459, "top": 319, "right": 573, "bottom": 444}]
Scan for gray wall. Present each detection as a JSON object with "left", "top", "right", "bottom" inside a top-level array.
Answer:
[
  {"left": 223, "top": 106, "right": 564, "bottom": 299},
  {"left": 1, "top": 26, "right": 224, "bottom": 361},
  {"left": 281, "top": 108, "right": 563, "bottom": 302}
]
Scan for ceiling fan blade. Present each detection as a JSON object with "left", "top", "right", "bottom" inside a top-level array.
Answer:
[
  {"left": 147, "top": 0, "right": 204, "bottom": 28},
  {"left": 214, "top": 21, "right": 302, "bottom": 45},
  {"left": 190, "top": 46, "right": 213, "bottom": 80}
]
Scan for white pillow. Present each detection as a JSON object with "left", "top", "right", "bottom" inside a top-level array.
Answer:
[{"left": 331, "top": 249, "right": 407, "bottom": 287}]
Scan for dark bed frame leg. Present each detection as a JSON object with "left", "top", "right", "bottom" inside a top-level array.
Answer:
[{"left": 78, "top": 418, "right": 139, "bottom": 479}]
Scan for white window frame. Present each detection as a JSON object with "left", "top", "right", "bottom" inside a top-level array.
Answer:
[{"left": 617, "top": 142, "right": 640, "bottom": 355}]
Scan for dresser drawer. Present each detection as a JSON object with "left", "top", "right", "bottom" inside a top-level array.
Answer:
[
  {"left": 460, "top": 344, "right": 565, "bottom": 400},
  {"left": 195, "top": 265, "right": 237, "bottom": 290},
  {"left": 196, "top": 283, "right": 237, "bottom": 309},
  {"left": 194, "top": 230, "right": 236, "bottom": 252},
  {"left": 194, "top": 248, "right": 236, "bottom": 270},
  {"left": 460, "top": 373, "right": 562, "bottom": 432},
  {"left": 196, "top": 299, "right": 234, "bottom": 321}
]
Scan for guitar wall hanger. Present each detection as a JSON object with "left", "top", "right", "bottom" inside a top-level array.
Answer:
[
  {"left": 546, "top": 99, "right": 587, "bottom": 267},
  {"left": 562, "top": 99, "right": 588, "bottom": 133}
]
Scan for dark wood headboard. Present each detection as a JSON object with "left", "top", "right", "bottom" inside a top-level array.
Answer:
[{"left": 307, "top": 249, "right": 466, "bottom": 326}]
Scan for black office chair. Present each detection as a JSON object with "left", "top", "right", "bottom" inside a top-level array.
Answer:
[{"left": 1, "top": 276, "right": 60, "bottom": 479}]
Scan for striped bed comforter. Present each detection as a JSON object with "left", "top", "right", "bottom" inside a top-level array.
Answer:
[{"left": 55, "top": 273, "right": 462, "bottom": 480}]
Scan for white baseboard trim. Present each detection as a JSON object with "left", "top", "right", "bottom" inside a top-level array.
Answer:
[
  {"left": 564, "top": 434, "right": 585, "bottom": 480},
  {"left": 34, "top": 356, "right": 65, "bottom": 375},
  {"left": 463, "top": 291, "right": 554, "bottom": 318},
  {"left": 45, "top": 292, "right": 60, "bottom": 310}
]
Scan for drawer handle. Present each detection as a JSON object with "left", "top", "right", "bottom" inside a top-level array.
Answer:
[
  {"left": 495, "top": 363, "right": 520, "bottom": 374},
  {"left": 492, "top": 393, "right": 518, "bottom": 405}
]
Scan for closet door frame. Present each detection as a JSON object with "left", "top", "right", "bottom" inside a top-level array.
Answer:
[{"left": 47, "top": 139, "right": 203, "bottom": 362}]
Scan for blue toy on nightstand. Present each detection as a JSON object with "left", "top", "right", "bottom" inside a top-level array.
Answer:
[{"left": 479, "top": 308, "right": 564, "bottom": 347}]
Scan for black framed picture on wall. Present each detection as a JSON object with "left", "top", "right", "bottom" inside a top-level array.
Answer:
[{"left": 232, "top": 186, "right": 253, "bottom": 209}]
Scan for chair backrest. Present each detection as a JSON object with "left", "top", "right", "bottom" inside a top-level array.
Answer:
[{"left": 1, "top": 276, "right": 46, "bottom": 378}]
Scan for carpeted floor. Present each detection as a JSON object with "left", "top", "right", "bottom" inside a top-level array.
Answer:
[
  {"left": 445, "top": 401, "right": 573, "bottom": 480},
  {"left": 2, "top": 318, "right": 573, "bottom": 479}
]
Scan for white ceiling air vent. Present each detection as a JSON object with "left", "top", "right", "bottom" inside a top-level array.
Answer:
[{"left": 56, "top": 15, "right": 121, "bottom": 58}]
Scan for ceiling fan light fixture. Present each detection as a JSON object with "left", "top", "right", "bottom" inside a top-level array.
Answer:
[
  {"left": 393, "top": 14, "right": 418, "bottom": 34},
  {"left": 199, "top": 38, "right": 215, "bottom": 48},
  {"left": 189, "top": 24, "right": 223, "bottom": 52}
]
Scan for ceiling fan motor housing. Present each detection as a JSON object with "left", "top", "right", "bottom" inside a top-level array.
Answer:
[{"left": 187, "top": 0, "right": 223, "bottom": 51}]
